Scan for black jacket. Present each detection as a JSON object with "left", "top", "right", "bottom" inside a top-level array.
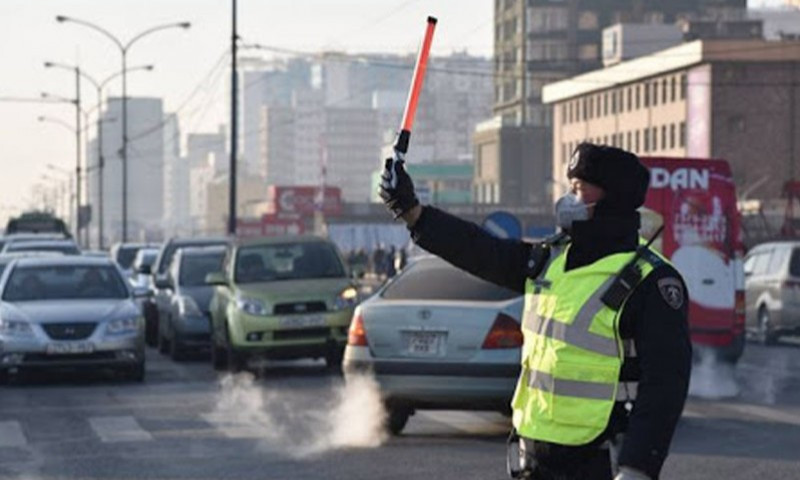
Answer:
[{"left": 409, "top": 206, "right": 692, "bottom": 479}]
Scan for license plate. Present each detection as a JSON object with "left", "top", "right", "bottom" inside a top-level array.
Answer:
[
  {"left": 278, "top": 315, "right": 327, "bottom": 329},
  {"left": 405, "top": 331, "right": 446, "bottom": 356},
  {"left": 46, "top": 342, "right": 94, "bottom": 355}
]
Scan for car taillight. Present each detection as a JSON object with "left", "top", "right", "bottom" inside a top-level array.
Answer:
[
  {"left": 734, "top": 290, "right": 746, "bottom": 332},
  {"left": 482, "top": 313, "right": 523, "bottom": 349},
  {"left": 347, "top": 310, "right": 368, "bottom": 347}
]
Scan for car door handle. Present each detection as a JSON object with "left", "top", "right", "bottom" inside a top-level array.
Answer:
[{"left": 702, "top": 278, "right": 715, "bottom": 285}]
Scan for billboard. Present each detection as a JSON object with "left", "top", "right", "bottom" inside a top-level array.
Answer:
[{"left": 264, "top": 186, "right": 342, "bottom": 216}]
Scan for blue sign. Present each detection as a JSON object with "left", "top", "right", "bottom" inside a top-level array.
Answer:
[{"left": 482, "top": 211, "right": 522, "bottom": 240}]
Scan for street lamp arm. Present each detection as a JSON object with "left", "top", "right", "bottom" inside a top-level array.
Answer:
[
  {"left": 38, "top": 116, "right": 75, "bottom": 133},
  {"left": 124, "top": 22, "right": 191, "bottom": 51},
  {"left": 56, "top": 15, "right": 124, "bottom": 51},
  {"left": 45, "top": 61, "right": 102, "bottom": 91},
  {"left": 99, "top": 65, "right": 154, "bottom": 90}
]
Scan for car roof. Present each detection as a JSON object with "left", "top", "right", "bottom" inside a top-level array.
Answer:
[
  {"left": 166, "top": 236, "right": 229, "bottom": 246},
  {"left": 7, "top": 239, "right": 77, "bottom": 247},
  {"left": 11, "top": 256, "right": 115, "bottom": 267},
  {"left": 234, "top": 235, "right": 331, "bottom": 247},
  {"left": 177, "top": 245, "right": 228, "bottom": 256}
]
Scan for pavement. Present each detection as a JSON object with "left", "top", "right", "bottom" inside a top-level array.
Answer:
[{"left": 0, "top": 339, "right": 798, "bottom": 480}]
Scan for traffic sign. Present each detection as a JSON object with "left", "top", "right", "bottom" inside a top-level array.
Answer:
[{"left": 482, "top": 211, "right": 522, "bottom": 240}]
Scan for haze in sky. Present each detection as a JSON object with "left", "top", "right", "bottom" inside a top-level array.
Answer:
[
  {"left": 0, "top": 0, "right": 493, "bottom": 222},
  {"left": 0, "top": 0, "right": 789, "bottom": 222}
]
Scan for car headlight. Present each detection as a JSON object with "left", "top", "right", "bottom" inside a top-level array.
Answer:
[
  {"left": 333, "top": 286, "right": 359, "bottom": 311},
  {"left": 106, "top": 317, "right": 141, "bottom": 335},
  {"left": 0, "top": 319, "right": 34, "bottom": 337},
  {"left": 237, "top": 297, "right": 269, "bottom": 316},
  {"left": 178, "top": 296, "right": 202, "bottom": 317}
]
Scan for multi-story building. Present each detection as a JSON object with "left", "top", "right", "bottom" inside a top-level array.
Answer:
[
  {"left": 477, "top": 0, "right": 747, "bottom": 208},
  {"left": 90, "top": 97, "right": 164, "bottom": 243},
  {"left": 186, "top": 129, "right": 227, "bottom": 233},
  {"left": 542, "top": 39, "right": 800, "bottom": 202},
  {"left": 162, "top": 114, "right": 191, "bottom": 237}
]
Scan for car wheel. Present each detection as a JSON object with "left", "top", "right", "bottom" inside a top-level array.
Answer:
[
  {"left": 385, "top": 405, "right": 411, "bottom": 435},
  {"left": 211, "top": 338, "right": 228, "bottom": 371},
  {"left": 0, "top": 368, "right": 8, "bottom": 385},
  {"left": 127, "top": 361, "right": 145, "bottom": 383},
  {"left": 758, "top": 307, "right": 778, "bottom": 346},
  {"left": 169, "top": 330, "right": 184, "bottom": 362},
  {"left": 324, "top": 348, "right": 344, "bottom": 371},
  {"left": 223, "top": 324, "right": 245, "bottom": 373},
  {"left": 144, "top": 304, "right": 158, "bottom": 347},
  {"left": 158, "top": 330, "right": 170, "bottom": 355}
]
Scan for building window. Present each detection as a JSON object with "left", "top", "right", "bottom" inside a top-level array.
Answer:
[
  {"left": 588, "top": 97, "right": 593, "bottom": 119},
  {"left": 604, "top": 135, "right": 609, "bottom": 145},
  {"left": 583, "top": 98, "right": 588, "bottom": 121},
  {"left": 644, "top": 83, "right": 650, "bottom": 107},
  {"left": 561, "top": 104, "right": 566, "bottom": 125},
  {"left": 661, "top": 125, "right": 667, "bottom": 150},
  {"left": 680, "top": 74, "right": 687, "bottom": 100},
  {"left": 635, "top": 85, "right": 641, "bottom": 110},
  {"left": 627, "top": 131, "right": 632, "bottom": 150},
  {"left": 612, "top": 91, "right": 617, "bottom": 114},
  {"left": 680, "top": 121, "right": 686, "bottom": 147},
  {"left": 670, "top": 123, "right": 676, "bottom": 149},
  {"left": 578, "top": 11, "right": 599, "bottom": 30},
  {"left": 652, "top": 127, "right": 658, "bottom": 151},
  {"left": 644, "top": 129, "right": 650, "bottom": 152},
  {"left": 579, "top": 44, "right": 598, "bottom": 61},
  {"left": 604, "top": 93, "right": 609, "bottom": 116},
  {"left": 596, "top": 95, "right": 601, "bottom": 117},
  {"left": 567, "top": 102, "right": 572, "bottom": 123},
  {"left": 627, "top": 87, "right": 633, "bottom": 111},
  {"left": 652, "top": 81, "right": 659, "bottom": 106},
  {"left": 662, "top": 78, "right": 668, "bottom": 104},
  {"left": 671, "top": 76, "right": 677, "bottom": 102},
  {"left": 635, "top": 130, "right": 641, "bottom": 152}
]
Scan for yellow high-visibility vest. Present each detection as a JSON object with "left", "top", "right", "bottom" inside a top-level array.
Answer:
[{"left": 511, "top": 243, "right": 663, "bottom": 445}]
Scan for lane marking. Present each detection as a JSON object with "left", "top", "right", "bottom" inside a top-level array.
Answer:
[
  {"left": 416, "top": 411, "right": 510, "bottom": 435},
  {"left": 0, "top": 421, "right": 27, "bottom": 447},
  {"left": 89, "top": 416, "right": 153, "bottom": 443},
  {"left": 200, "top": 412, "right": 268, "bottom": 439}
]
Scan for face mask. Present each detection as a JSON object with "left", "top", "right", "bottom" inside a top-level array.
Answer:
[{"left": 554, "top": 192, "right": 593, "bottom": 229}]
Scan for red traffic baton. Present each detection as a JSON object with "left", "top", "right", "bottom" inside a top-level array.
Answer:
[{"left": 389, "top": 16, "right": 437, "bottom": 188}]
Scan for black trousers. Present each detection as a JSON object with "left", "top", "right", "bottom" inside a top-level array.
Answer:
[{"left": 522, "top": 439, "right": 614, "bottom": 480}]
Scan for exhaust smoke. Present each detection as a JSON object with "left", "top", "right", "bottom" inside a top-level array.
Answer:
[
  {"left": 211, "top": 372, "right": 387, "bottom": 458},
  {"left": 688, "top": 346, "right": 739, "bottom": 399}
]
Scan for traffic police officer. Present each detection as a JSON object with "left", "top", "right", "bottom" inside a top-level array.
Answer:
[{"left": 379, "top": 142, "right": 692, "bottom": 480}]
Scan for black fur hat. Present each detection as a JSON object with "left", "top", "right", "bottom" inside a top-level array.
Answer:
[{"left": 567, "top": 142, "right": 650, "bottom": 215}]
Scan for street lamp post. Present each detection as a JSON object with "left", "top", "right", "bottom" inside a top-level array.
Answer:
[
  {"left": 56, "top": 15, "right": 190, "bottom": 242},
  {"left": 45, "top": 62, "right": 153, "bottom": 249},
  {"left": 38, "top": 115, "right": 81, "bottom": 239}
]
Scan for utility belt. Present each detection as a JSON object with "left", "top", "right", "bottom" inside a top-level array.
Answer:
[{"left": 506, "top": 430, "right": 625, "bottom": 479}]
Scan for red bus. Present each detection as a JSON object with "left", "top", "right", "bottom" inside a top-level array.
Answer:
[{"left": 639, "top": 157, "right": 746, "bottom": 364}]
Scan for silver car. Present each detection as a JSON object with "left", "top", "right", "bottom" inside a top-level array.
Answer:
[
  {"left": 0, "top": 256, "right": 147, "bottom": 382},
  {"left": 2, "top": 239, "right": 80, "bottom": 255},
  {"left": 342, "top": 256, "right": 523, "bottom": 434},
  {"left": 744, "top": 241, "right": 800, "bottom": 344}
]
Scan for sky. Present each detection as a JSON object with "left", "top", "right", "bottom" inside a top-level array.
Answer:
[
  {"left": 0, "top": 0, "right": 494, "bottom": 223},
  {"left": 0, "top": 0, "right": 788, "bottom": 224}
]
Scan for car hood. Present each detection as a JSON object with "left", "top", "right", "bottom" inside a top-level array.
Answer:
[
  {"left": 1, "top": 299, "right": 139, "bottom": 324},
  {"left": 235, "top": 277, "right": 352, "bottom": 305},
  {"left": 179, "top": 286, "right": 215, "bottom": 312}
]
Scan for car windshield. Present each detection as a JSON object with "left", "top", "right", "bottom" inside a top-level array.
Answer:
[
  {"left": 382, "top": 259, "right": 519, "bottom": 301},
  {"left": 180, "top": 253, "right": 225, "bottom": 286},
  {"left": 7, "top": 243, "right": 79, "bottom": 255},
  {"left": 158, "top": 240, "right": 227, "bottom": 274},
  {"left": 2, "top": 265, "right": 129, "bottom": 301},
  {"left": 235, "top": 242, "right": 345, "bottom": 283},
  {"left": 116, "top": 246, "right": 141, "bottom": 269}
]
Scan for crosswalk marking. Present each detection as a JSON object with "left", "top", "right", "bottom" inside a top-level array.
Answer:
[
  {"left": 89, "top": 416, "right": 154, "bottom": 443},
  {"left": 200, "top": 412, "right": 269, "bottom": 439},
  {"left": 0, "top": 421, "right": 26, "bottom": 447}
]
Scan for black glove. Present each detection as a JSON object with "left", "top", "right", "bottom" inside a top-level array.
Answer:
[{"left": 379, "top": 157, "right": 419, "bottom": 219}]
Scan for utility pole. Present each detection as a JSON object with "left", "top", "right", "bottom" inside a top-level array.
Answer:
[
  {"left": 74, "top": 68, "right": 83, "bottom": 244},
  {"left": 228, "top": 0, "right": 238, "bottom": 236}
]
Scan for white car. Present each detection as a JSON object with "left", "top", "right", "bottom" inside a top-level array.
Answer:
[
  {"left": 342, "top": 256, "right": 523, "bottom": 434},
  {"left": 0, "top": 256, "right": 147, "bottom": 382}
]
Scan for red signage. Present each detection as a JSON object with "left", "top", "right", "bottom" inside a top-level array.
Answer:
[
  {"left": 640, "top": 157, "right": 744, "bottom": 349},
  {"left": 236, "top": 215, "right": 305, "bottom": 238},
  {"left": 265, "top": 186, "right": 342, "bottom": 216}
]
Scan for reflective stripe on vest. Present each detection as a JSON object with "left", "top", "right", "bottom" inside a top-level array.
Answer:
[{"left": 511, "top": 244, "right": 666, "bottom": 446}]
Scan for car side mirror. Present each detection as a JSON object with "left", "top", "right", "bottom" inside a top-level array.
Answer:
[
  {"left": 205, "top": 272, "right": 228, "bottom": 286},
  {"left": 137, "top": 264, "right": 152, "bottom": 275},
  {"left": 154, "top": 274, "right": 172, "bottom": 290}
]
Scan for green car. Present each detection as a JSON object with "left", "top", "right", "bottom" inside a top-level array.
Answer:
[{"left": 206, "top": 235, "right": 359, "bottom": 371}]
